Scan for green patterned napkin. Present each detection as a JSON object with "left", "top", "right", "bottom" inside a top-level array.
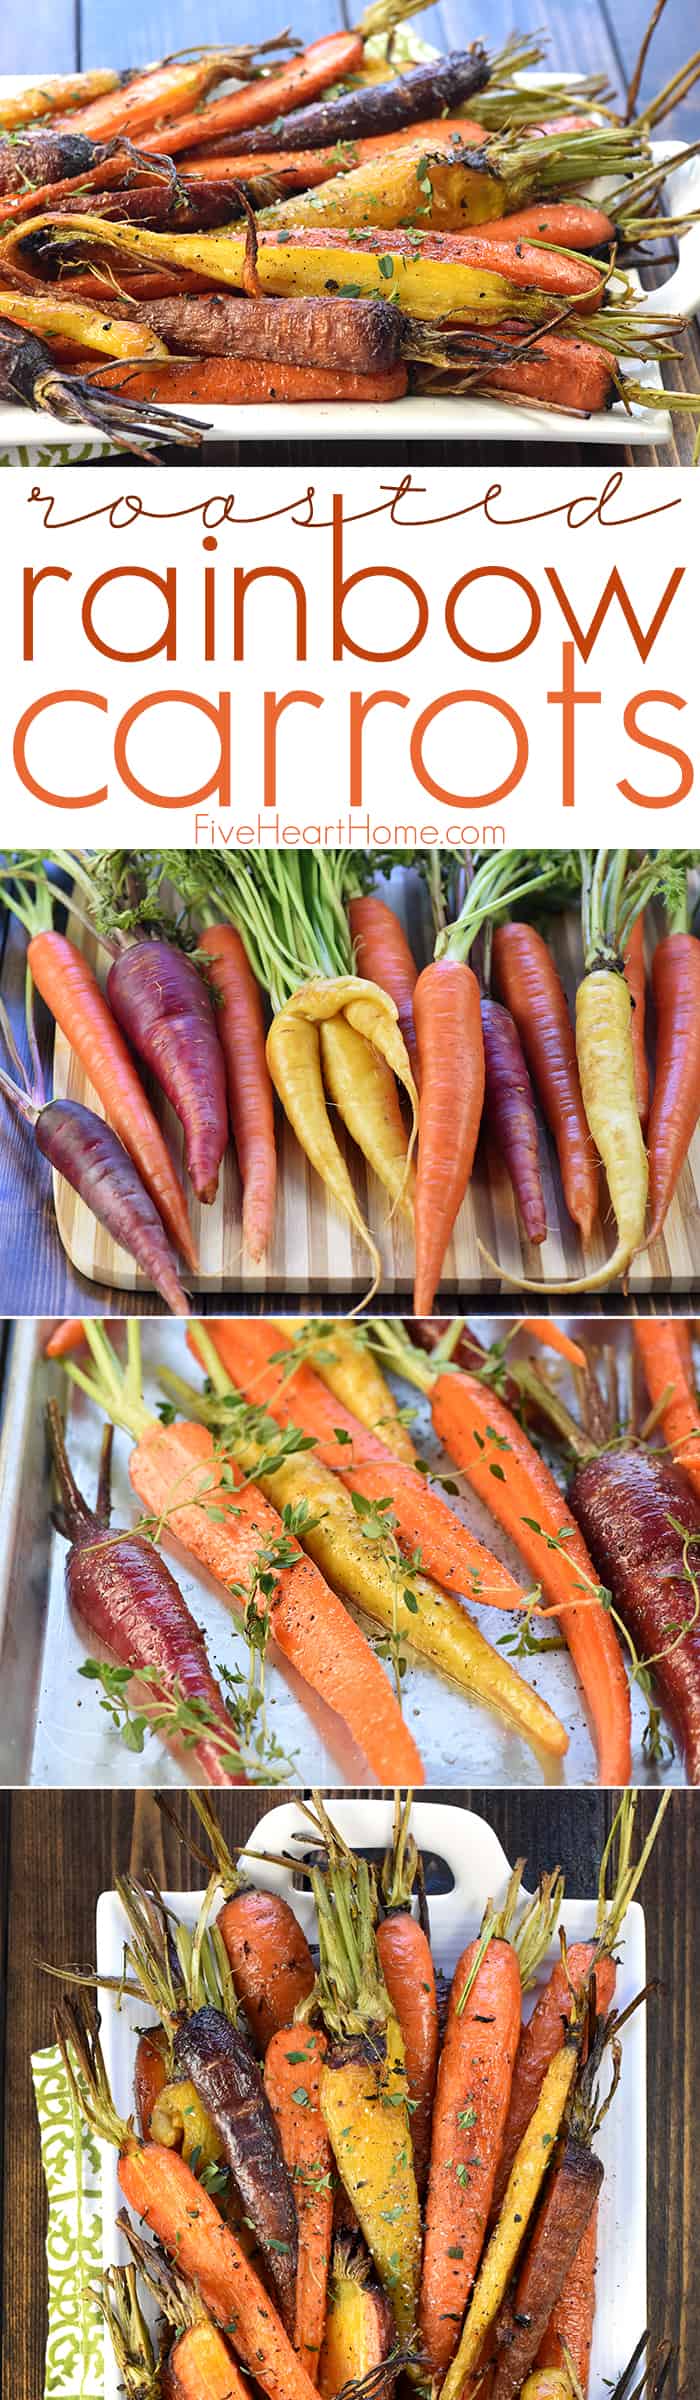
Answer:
[
  {"left": 32, "top": 2044, "right": 105, "bottom": 2400},
  {"left": 0, "top": 439, "right": 114, "bottom": 465}
]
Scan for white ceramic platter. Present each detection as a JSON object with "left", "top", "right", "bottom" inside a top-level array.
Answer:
[
  {"left": 95, "top": 1795, "right": 648, "bottom": 2399},
  {"left": 1, "top": 72, "right": 698, "bottom": 448}
]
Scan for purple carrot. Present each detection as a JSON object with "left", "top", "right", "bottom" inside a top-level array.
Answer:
[
  {"left": 173, "top": 2006, "right": 298, "bottom": 2325},
  {"left": 0, "top": 1022, "right": 190, "bottom": 1316},
  {"left": 570, "top": 1442, "right": 700, "bottom": 1782},
  {"left": 480, "top": 996, "right": 547, "bottom": 1245},
  {"left": 107, "top": 941, "right": 229, "bottom": 1204},
  {"left": 47, "top": 1404, "right": 244, "bottom": 1788}
]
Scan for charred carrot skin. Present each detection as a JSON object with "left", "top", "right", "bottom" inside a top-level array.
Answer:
[
  {"left": 173, "top": 2007, "right": 298, "bottom": 2330},
  {"left": 140, "top": 34, "right": 366, "bottom": 159},
  {"left": 535, "top": 2194, "right": 600, "bottom": 2388},
  {"left": 420, "top": 1935, "right": 522, "bottom": 2382},
  {"left": 490, "top": 2142, "right": 604, "bottom": 2400},
  {"left": 570, "top": 1441, "right": 700, "bottom": 1783}
]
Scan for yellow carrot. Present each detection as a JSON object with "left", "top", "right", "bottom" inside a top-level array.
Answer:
[
  {"left": 288, "top": 1320, "right": 418, "bottom": 1465},
  {"left": 259, "top": 140, "right": 503, "bottom": 232},
  {"left": 440, "top": 2034, "right": 582, "bottom": 2400},
  {"left": 0, "top": 289, "right": 170, "bottom": 359},
  {"left": 319, "top": 1016, "right": 415, "bottom": 1217},
  {"left": 320, "top": 2021, "right": 421, "bottom": 2346}
]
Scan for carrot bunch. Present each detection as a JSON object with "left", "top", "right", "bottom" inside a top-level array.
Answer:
[{"left": 49, "top": 1787, "right": 663, "bottom": 2400}]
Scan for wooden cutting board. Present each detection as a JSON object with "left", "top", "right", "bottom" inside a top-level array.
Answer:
[{"left": 51, "top": 874, "right": 700, "bottom": 1297}]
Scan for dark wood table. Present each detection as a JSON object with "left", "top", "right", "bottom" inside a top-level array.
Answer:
[
  {"left": 0, "top": 0, "right": 697, "bottom": 465},
  {"left": 0, "top": 1786, "right": 696, "bottom": 2400}
]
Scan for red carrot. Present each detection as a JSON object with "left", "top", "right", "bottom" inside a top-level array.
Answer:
[
  {"left": 481, "top": 996, "right": 547, "bottom": 1244},
  {"left": 413, "top": 954, "right": 485, "bottom": 1313},
  {"left": 47, "top": 1404, "right": 243, "bottom": 1785},
  {"left": 492, "top": 921, "right": 599, "bottom": 1240},
  {"left": 570, "top": 1441, "right": 700, "bottom": 1782},
  {"left": 197, "top": 924, "right": 277, "bottom": 1261},
  {"left": 623, "top": 911, "right": 650, "bottom": 1131},
  {"left": 107, "top": 940, "right": 229, "bottom": 1204},
  {"left": 348, "top": 893, "right": 419, "bottom": 1083},
  {"left": 647, "top": 930, "right": 700, "bottom": 1242}
]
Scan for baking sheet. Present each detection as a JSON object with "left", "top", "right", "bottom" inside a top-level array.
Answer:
[
  {"left": 0, "top": 1314, "right": 687, "bottom": 1788},
  {"left": 1, "top": 72, "right": 699, "bottom": 450},
  {"left": 96, "top": 1794, "right": 648, "bottom": 2400}
]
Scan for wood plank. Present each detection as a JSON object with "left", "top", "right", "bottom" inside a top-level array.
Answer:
[
  {"left": 1, "top": 1789, "right": 697, "bottom": 2398},
  {"left": 50, "top": 876, "right": 700, "bottom": 1300},
  {"left": 0, "top": 3, "right": 76, "bottom": 79},
  {"left": 80, "top": 0, "right": 350, "bottom": 74}
]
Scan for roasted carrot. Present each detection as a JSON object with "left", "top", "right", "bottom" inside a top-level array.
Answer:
[
  {"left": 535, "top": 2199, "right": 599, "bottom": 2389},
  {"left": 191, "top": 1318, "right": 533, "bottom": 1612},
  {"left": 183, "top": 117, "right": 488, "bottom": 182},
  {"left": 492, "top": 1795, "right": 665, "bottom": 2214},
  {"left": 125, "top": 290, "right": 407, "bottom": 370},
  {"left": 419, "top": 1905, "right": 523, "bottom": 2381},
  {"left": 319, "top": 2242, "right": 393, "bottom": 2397},
  {"left": 471, "top": 324, "right": 614, "bottom": 415},
  {"left": 490, "top": 2138, "right": 604, "bottom": 2399},
  {"left": 465, "top": 199, "right": 614, "bottom": 248},
  {"left": 633, "top": 1319, "right": 700, "bottom": 1498},
  {"left": 492, "top": 921, "right": 598, "bottom": 1242},
  {"left": 167, "top": 2321, "right": 252, "bottom": 2400},
  {"left": 195, "top": 924, "right": 276, "bottom": 1262},
  {"left": 68, "top": 1324, "right": 424, "bottom": 1788},
  {"left": 57, "top": 1997, "right": 322, "bottom": 2400},
  {"left": 347, "top": 893, "right": 419, "bottom": 1083},
  {"left": 440, "top": 2011, "right": 585, "bottom": 2400},
  {"left": 134, "top": 2024, "right": 169, "bottom": 2139},
  {"left": 647, "top": 930, "right": 700, "bottom": 1243},
  {"left": 141, "top": 35, "right": 365, "bottom": 159},
  {"left": 0, "top": 70, "right": 120, "bottom": 133},
  {"left": 90, "top": 355, "right": 409, "bottom": 404},
  {"left": 184, "top": 1793, "right": 316, "bottom": 2056},
  {"left": 264, "top": 2026, "right": 334, "bottom": 2382},
  {"left": 172, "top": 2007, "right": 298, "bottom": 2331},
  {"left": 55, "top": 46, "right": 298, "bottom": 143},
  {"left": 375, "top": 1795, "right": 438, "bottom": 2194},
  {"left": 288, "top": 1320, "right": 417, "bottom": 1466},
  {"left": 23, "top": 924, "right": 197, "bottom": 1270},
  {"left": 623, "top": 911, "right": 650, "bottom": 1131}
]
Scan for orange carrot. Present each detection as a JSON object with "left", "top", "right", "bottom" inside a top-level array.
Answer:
[
  {"left": 522, "top": 1322, "right": 587, "bottom": 1369},
  {"left": 218, "top": 1887, "right": 315, "bottom": 2055},
  {"left": 474, "top": 324, "right": 613, "bottom": 416},
  {"left": 197, "top": 924, "right": 277, "bottom": 1262},
  {"left": 134, "top": 2024, "right": 169, "bottom": 2139},
  {"left": 141, "top": 35, "right": 364, "bottom": 159},
  {"left": 633, "top": 1319, "right": 700, "bottom": 1499},
  {"left": 420, "top": 1931, "right": 522, "bottom": 2382},
  {"left": 249, "top": 222, "right": 605, "bottom": 311},
  {"left": 535, "top": 2197, "right": 599, "bottom": 2391},
  {"left": 118, "top": 2143, "right": 319, "bottom": 2400},
  {"left": 425, "top": 1368, "right": 631, "bottom": 1786},
  {"left": 471, "top": 200, "right": 614, "bottom": 248},
  {"left": 646, "top": 931, "right": 700, "bottom": 1242},
  {"left": 128, "top": 1414, "right": 424, "bottom": 1787},
  {"left": 348, "top": 893, "right": 419, "bottom": 1083},
  {"left": 412, "top": 956, "right": 485, "bottom": 1314},
  {"left": 168, "top": 2320, "right": 253, "bottom": 2400},
  {"left": 182, "top": 117, "right": 488, "bottom": 181},
  {"left": 27, "top": 929, "right": 197, "bottom": 1270},
  {"left": 490, "top": 1947, "right": 617, "bottom": 2218},
  {"left": 90, "top": 355, "right": 408, "bottom": 404},
  {"left": 376, "top": 1913, "right": 438, "bottom": 2197},
  {"left": 190, "top": 1320, "right": 531, "bottom": 1613},
  {"left": 264, "top": 2026, "right": 334, "bottom": 2382},
  {"left": 623, "top": 912, "right": 649, "bottom": 1131},
  {"left": 54, "top": 52, "right": 281, "bottom": 142},
  {"left": 492, "top": 922, "right": 599, "bottom": 1241}
]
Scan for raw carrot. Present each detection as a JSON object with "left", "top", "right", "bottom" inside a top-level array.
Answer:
[
  {"left": 348, "top": 893, "right": 419, "bottom": 1084},
  {"left": 264, "top": 2026, "right": 334, "bottom": 2382},
  {"left": 522, "top": 1323, "right": 587, "bottom": 1369},
  {"left": 646, "top": 931, "right": 700, "bottom": 1242},
  {"left": 90, "top": 356, "right": 409, "bottom": 404},
  {"left": 289, "top": 1320, "right": 418, "bottom": 1467},
  {"left": 141, "top": 35, "right": 365, "bottom": 159},
  {"left": 492, "top": 922, "right": 598, "bottom": 1241},
  {"left": 413, "top": 955, "right": 485, "bottom": 1313},
  {"left": 623, "top": 911, "right": 649, "bottom": 1131},
  {"left": 481, "top": 996, "right": 547, "bottom": 1246},
  {"left": 633, "top": 1319, "right": 700, "bottom": 1498},
  {"left": 191, "top": 1319, "right": 532, "bottom": 1612},
  {"left": 127, "top": 1416, "right": 424, "bottom": 1787},
  {"left": 319, "top": 1014, "right": 415, "bottom": 1216},
  {"left": 197, "top": 924, "right": 277, "bottom": 1262},
  {"left": 27, "top": 929, "right": 197, "bottom": 1270},
  {"left": 420, "top": 1922, "right": 522, "bottom": 2381}
]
